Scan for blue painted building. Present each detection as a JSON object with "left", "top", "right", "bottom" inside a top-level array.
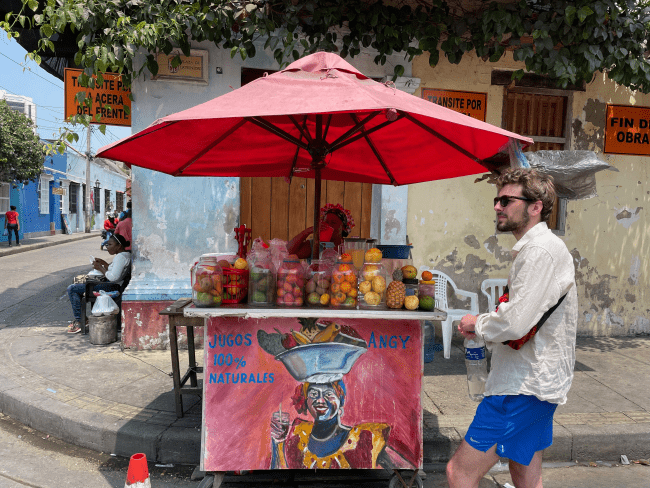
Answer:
[{"left": 1, "top": 149, "right": 129, "bottom": 243}]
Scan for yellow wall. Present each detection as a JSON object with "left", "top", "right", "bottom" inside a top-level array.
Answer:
[{"left": 409, "top": 52, "right": 649, "bottom": 336}]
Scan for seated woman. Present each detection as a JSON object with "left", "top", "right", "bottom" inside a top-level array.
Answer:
[
  {"left": 66, "top": 233, "right": 131, "bottom": 334},
  {"left": 286, "top": 204, "right": 355, "bottom": 260}
]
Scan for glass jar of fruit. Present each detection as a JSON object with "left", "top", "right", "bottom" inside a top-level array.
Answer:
[
  {"left": 329, "top": 257, "right": 358, "bottom": 308},
  {"left": 276, "top": 258, "right": 305, "bottom": 307},
  {"left": 358, "top": 262, "right": 388, "bottom": 309},
  {"left": 248, "top": 250, "right": 276, "bottom": 307},
  {"left": 305, "top": 260, "right": 332, "bottom": 307},
  {"left": 191, "top": 255, "right": 223, "bottom": 308},
  {"left": 418, "top": 280, "right": 437, "bottom": 311}
]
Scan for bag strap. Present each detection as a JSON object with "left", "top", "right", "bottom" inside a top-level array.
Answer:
[{"left": 499, "top": 286, "right": 568, "bottom": 350}]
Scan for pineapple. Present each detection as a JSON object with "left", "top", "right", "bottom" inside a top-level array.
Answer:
[{"left": 386, "top": 280, "right": 406, "bottom": 309}]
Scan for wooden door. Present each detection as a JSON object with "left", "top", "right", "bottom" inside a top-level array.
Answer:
[
  {"left": 504, "top": 91, "right": 567, "bottom": 230},
  {"left": 240, "top": 177, "right": 373, "bottom": 243}
]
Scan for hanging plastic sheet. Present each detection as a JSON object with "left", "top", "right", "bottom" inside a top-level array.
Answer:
[{"left": 524, "top": 150, "right": 617, "bottom": 200}]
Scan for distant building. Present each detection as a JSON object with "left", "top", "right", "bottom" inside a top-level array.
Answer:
[{"left": 0, "top": 90, "right": 37, "bottom": 125}]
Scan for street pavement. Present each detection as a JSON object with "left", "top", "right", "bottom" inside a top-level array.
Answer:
[{"left": 0, "top": 233, "right": 649, "bottom": 479}]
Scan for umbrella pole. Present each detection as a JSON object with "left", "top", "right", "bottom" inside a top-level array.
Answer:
[{"left": 312, "top": 166, "right": 321, "bottom": 261}]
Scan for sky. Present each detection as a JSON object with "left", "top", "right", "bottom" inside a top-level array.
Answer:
[{"left": 0, "top": 35, "right": 132, "bottom": 156}]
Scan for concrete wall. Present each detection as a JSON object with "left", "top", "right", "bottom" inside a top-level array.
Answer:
[{"left": 409, "top": 52, "right": 649, "bottom": 336}]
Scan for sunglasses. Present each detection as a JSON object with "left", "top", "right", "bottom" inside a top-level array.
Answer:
[{"left": 494, "top": 196, "right": 535, "bottom": 207}]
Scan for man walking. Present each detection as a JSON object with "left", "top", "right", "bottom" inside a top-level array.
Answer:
[
  {"left": 4, "top": 205, "right": 20, "bottom": 247},
  {"left": 446, "top": 168, "right": 578, "bottom": 488}
]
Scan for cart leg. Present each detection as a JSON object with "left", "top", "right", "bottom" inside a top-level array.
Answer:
[
  {"left": 388, "top": 469, "right": 423, "bottom": 488},
  {"left": 196, "top": 472, "right": 225, "bottom": 488}
]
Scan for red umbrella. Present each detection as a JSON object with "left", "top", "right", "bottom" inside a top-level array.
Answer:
[{"left": 98, "top": 52, "right": 532, "bottom": 257}]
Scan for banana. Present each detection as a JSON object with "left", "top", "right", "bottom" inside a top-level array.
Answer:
[
  {"left": 291, "top": 330, "right": 311, "bottom": 345},
  {"left": 312, "top": 322, "right": 341, "bottom": 343}
]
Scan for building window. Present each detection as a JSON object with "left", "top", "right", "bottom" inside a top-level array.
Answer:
[
  {"left": 104, "top": 189, "right": 112, "bottom": 214},
  {"left": 0, "top": 183, "right": 9, "bottom": 214},
  {"left": 69, "top": 183, "right": 79, "bottom": 214},
  {"left": 38, "top": 175, "right": 53, "bottom": 214},
  {"left": 116, "top": 192, "right": 124, "bottom": 213},
  {"left": 504, "top": 88, "right": 570, "bottom": 233},
  {"left": 94, "top": 186, "right": 101, "bottom": 214}
]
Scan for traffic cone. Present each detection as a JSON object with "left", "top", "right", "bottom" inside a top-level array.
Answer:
[{"left": 125, "top": 453, "right": 151, "bottom": 488}]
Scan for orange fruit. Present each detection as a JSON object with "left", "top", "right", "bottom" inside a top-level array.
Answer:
[
  {"left": 332, "top": 270, "right": 344, "bottom": 283},
  {"left": 340, "top": 253, "right": 352, "bottom": 262},
  {"left": 320, "top": 293, "right": 330, "bottom": 305},
  {"left": 345, "top": 273, "right": 357, "bottom": 284},
  {"left": 331, "top": 282, "right": 341, "bottom": 293},
  {"left": 338, "top": 263, "right": 351, "bottom": 272},
  {"left": 364, "top": 248, "right": 383, "bottom": 263},
  {"left": 334, "top": 292, "right": 346, "bottom": 303},
  {"left": 234, "top": 258, "right": 248, "bottom": 269},
  {"left": 348, "top": 288, "right": 358, "bottom": 298},
  {"left": 422, "top": 270, "right": 433, "bottom": 281},
  {"left": 340, "top": 281, "right": 352, "bottom": 294}
]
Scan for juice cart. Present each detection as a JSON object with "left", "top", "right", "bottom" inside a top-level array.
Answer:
[{"left": 184, "top": 304, "right": 446, "bottom": 487}]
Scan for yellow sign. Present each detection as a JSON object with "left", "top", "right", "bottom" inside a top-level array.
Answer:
[
  {"left": 52, "top": 187, "right": 66, "bottom": 196},
  {"left": 64, "top": 69, "right": 131, "bottom": 127},
  {"left": 152, "top": 49, "right": 208, "bottom": 84},
  {"left": 604, "top": 104, "right": 650, "bottom": 155},
  {"left": 421, "top": 88, "right": 487, "bottom": 121}
]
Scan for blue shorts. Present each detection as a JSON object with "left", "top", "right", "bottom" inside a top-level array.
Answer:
[{"left": 465, "top": 395, "right": 558, "bottom": 466}]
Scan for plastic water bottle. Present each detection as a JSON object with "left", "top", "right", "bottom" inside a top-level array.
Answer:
[{"left": 464, "top": 336, "right": 487, "bottom": 402}]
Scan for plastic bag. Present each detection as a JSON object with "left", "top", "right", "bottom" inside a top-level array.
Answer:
[
  {"left": 246, "top": 237, "right": 270, "bottom": 268},
  {"left": 91, "top": 290, "right": 120, "bottom": 316},
  {"left": 2, "top": 229, "right": 7, "bottom": 237},
  {"left": 526, "top": 150, "right": 616, "bottom": 200},
  {"left": 268, "top": 238, "right": 289, "bottom": 273}
]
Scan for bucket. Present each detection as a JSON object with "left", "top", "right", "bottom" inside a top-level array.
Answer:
[{"left": 88, "top": 314, "right": 118, "bottom": 345}]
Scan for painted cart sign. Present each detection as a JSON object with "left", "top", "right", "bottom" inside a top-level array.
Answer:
[
  {"left": 202, "top": 316, "right": 423, "bottom": 471},
  {"left": 604, "top": 104, "right": 650, "bottom": 155}
]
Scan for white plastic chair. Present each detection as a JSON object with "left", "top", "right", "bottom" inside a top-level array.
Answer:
[
  {"left": 420, "top": 268, "right": 479, "bottom": 359},
  {"left": 481, "top": 278, "right": 508, "bottom": 313}
]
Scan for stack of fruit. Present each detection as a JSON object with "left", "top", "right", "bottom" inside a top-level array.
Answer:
[
  {"left": 418, "top": 270, "right": 436, "bottom": 311},
  {"left": 329, "top": 254, "right": 358, "bottom": 308},
  {"left": 386, "top": 265, "right": 430, "bottom": 310},
  {"left": 358, "top": 254, "right": 387, "bottom": 309},
  {"left": 305, "top": 261, "right": 331, "bottom": 307},
  {"left": 220, "top": 257, "right": 250, "bottom": 303},
  {"left": 248, "top": 266, "right": 275, "bottom": 306},
  {"left": 191, "top": 260, "right": 223, "bottom": 308},
  {"left": 276, "top": 258, "right": 305, "bottom": 307}
]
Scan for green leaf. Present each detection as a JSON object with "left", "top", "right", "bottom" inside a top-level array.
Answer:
[
  {"left": 577, "top": 6, "right": 594, "bottom": 23},
  {"left": 393, "top": 64, "right": 404, "bottom": 77},
  {"left": 564, "top": 6, "right": 576, "bottom": 25}
]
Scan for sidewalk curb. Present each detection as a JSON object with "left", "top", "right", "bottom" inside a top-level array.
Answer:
[
  {"left": 1, "top": 372, "right": 649, "bottom": 464},
  {"left": 0, "top": 232, "right": 100, "bottom": 258}
]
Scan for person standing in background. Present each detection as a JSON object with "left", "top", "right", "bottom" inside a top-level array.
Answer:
[
  {"left": 115, "top": 206, "right": 132, "bottom": 251},
  {"left": 4, "top": 205, "right": 20, "bottom": 247}
]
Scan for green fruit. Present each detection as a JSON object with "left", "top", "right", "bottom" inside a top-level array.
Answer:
[
  {"left": 195, "top": 292, "right": 212, "bottom": 305},
  {"left": 253, "top": 290, "right": 267, "bottom": 302},
  {"left": 213, "top": 295, "right": 222, "bottom": 306},
  {"left": 419, "top": 295, "right": 435, "bottom": 311},
  {"left": 307, "top": 292, "right": 320, "bottom": 305}
]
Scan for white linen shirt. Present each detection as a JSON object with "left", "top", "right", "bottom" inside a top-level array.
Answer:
[
  {"left": 475, "top": 222, "right": 578, "bottom": 404},
  {"left": 104, "top": 251, "right": 132, "bottom": 283}
]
